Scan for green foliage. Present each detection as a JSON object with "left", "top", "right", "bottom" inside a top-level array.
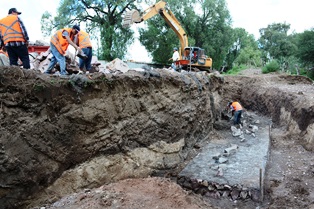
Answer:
[
  {"left": 40, "top": 0, "right": 139, "bottom": 61},
  {"left": 281, "top": 56, "right": 299, "bottom": 74},
  {"left": 258, "top": 23, "right": 297, "bottom": 62},
  {"left": 234, "top": 46, "right": 262, "bottom": 67},
  {"left": 33, "top": 83, "right": 45, "bottom": 92},
  {"left": 224, "top": 64, "right": 247, "bottom": 75},
  {"left": 296, "top": 29, "right": 314, "bottom": 66},
  {"left": 262, "top": 60, "right": 280, "bottom": 74},
  {"left": 225, "top": 28, "right": 260, "bottom": 68},
  {"left": 307, "top": 69, "right": 314, "bottom": 80},
  {"left": 40, "top": 11, "right": 55, "bottom": 38},
  {"left": 139, "top": 18, "right": 177, "bottom": 64}
]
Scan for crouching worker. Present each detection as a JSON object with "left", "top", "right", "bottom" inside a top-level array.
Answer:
[
  {"left": 227, "top": 101, "right": 243, "bottom": 126},
  {"left": 45, "top": 25, "right": 82, "bottom": 75}
]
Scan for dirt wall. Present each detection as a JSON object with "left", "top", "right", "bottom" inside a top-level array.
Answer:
[
  {"left": 0, "top": 67, "right": 224, "bottom": 208},
  {"left": 222, "top": 74, "right": 314, "bottom": 151}
]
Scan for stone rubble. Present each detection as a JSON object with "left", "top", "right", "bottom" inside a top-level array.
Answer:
[{"left": 177, "top": 176, "right": 261, "bottom": 202}]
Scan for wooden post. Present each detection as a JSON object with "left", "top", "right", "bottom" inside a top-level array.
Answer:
[{"left": 260, "top": 168, "right": 264, "bottom": 202}]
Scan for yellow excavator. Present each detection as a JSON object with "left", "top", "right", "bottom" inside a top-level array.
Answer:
[{"left": 122, "top": 0, "right": 212, "bottom": 71}]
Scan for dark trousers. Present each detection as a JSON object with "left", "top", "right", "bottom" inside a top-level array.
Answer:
[
  {"left": 79, "top": 47, "right": 92, "bottom": 71},
  {"left": 234, "top": 110, "right": 242, "bottom": 125},
  {"left": 6, "top": 45, "right": 30, "bottom": 69}
]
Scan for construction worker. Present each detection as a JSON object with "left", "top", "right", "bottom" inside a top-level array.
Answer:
[
  {"left": 76, "top": 30, "right": 92, "bottom": 73},
  {"left": 44, "top": 25, "right": 82, "bottom": 75},
  {"left": 169, "top": 47, "right": 179, "bottom": 70},
  {"left": 0, "top": 8, "right": 30, "bottom": 69},
  {"left": 228, "top": 101, "right": 243, "bottom": 126}
]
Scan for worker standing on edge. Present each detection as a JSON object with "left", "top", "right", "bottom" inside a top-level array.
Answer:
[
  {"left": 76, "top": 30, "right": 92, "bottom": 73},
  {"left": 169, "top": 47, "right": 179, "bottom": 71},
  {"left": 0, "top": 8, "right": 30, "bottom": 69},
  {"left": 44, "top": 25, "right": 82, "bottom": 76},
  {"left": 228, "top": 101, "right": 243, "bottom": 126}
]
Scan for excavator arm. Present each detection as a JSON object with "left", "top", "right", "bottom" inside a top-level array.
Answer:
[
  {"left": 123, "top": 0, "right": 212, "bottom": 71},
  {"left": 123, "top": 1, "right": 188, "bottom": 58}
]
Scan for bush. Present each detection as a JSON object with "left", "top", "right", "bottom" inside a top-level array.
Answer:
[
  {"left": 307, "top": 68, "right": 314, "bottom": 80},
  {"left": 262, "top": 60, "right": 280, "bottom": 73}
]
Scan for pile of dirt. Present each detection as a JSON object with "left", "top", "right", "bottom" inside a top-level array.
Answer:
[{"left": 41, "top": 177, "right": 215, "bottom": 209}]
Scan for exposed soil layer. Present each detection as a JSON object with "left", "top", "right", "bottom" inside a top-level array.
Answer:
[
  {"left": 43, "top": 177, "right": 215, "bottom": 209},
  {"left": 0, "top": 67, "right": 313, "bottom": 209}
]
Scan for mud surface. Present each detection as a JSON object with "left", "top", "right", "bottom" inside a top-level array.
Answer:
[{"left": 0, "top": 67, "right": 313, "bottom": 209}]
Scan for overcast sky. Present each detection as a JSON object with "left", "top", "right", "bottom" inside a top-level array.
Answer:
[
  {"left": 0, "top": 1, "right": 59, "bottom": 42},
  {"left": 1, "top": 0, "right": 313, "bottom": 62},
  {"left": 227, "top": 0, "right": 314, "bottom": 39}
]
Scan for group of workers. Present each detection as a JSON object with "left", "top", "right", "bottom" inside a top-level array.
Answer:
[{"left": 0, "top": 7, "right": 93, "bottom": 74}]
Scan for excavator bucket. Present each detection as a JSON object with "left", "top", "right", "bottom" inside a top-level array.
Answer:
[{"left": 122, "top": 9, "right": 141, "bottom": 28}]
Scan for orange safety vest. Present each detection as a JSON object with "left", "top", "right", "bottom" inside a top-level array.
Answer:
[
  {"left": 50, "top": 28, "right": 74, "bottom": 55},
  {"left": 77, "top": 31, "right": 92, "bottom": 49},
  {"left": 231, "top": 102, "right": 243, "bottom": 111},
  {"left": 0, "top": 15, "right": 26, "bottom": 44}
]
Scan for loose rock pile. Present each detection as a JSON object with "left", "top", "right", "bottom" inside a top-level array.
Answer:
[
  {"left": 177, "top": 176, "right": 261, "bottom": 201},
  {"left": 30, "top": 47, "right": 103, "bottom": 74}
]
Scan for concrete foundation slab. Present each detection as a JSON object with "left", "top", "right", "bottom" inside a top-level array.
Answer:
[{"left": 178, "top": 114, "right": 271, "bottom": 200}]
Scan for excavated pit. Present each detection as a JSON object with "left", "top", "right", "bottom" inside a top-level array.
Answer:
[{"left": 0, "top": 67, "right": 314, "bottom": 209}]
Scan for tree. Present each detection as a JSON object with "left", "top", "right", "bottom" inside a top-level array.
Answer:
[
  {"left": 258, "top": 23, "right": 297, "bottom": 65},
  {"left": 225, "top": 28, "right": 260, "bottom": 68},
  {"left": 234, "top": 46, "right": 262, "bottom": 67},
  {"left": 138, "top": 0, "right": 233, "bottom": 69},
  {"left": 296, "top": 29, "right": 314, "bottom": 66},
  {"left": 139, "top": 18, "right": 177, "bottom": 64},
  {"left": 41, "top": 0, "right": 141, "bottom": 61}
]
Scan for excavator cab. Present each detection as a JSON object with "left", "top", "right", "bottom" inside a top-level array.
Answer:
[{"left": 184, "top": 47, "right": 206, "bottom": 65}]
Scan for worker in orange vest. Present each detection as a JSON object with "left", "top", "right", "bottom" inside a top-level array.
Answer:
[
  {"left": 0, "top": 8, "right": 30, "bottom": 69},
  {"left": 76, "top": 30, "right": 93, "bottom": 73},
  {"left": 227, "top": 101, "right": 243, "bottom": 125},
  {"left": 44, "top": 25, "right": 82, "bottom": 76}
]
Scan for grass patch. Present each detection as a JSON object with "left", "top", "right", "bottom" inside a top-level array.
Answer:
[
  {"left": 33, "top": 83, "right": 45, "bottom": 92},
  {"left": 224, "top": 65, "right": 247, "bottom": 75}
]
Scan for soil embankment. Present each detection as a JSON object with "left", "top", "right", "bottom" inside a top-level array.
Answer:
[{"left": 0, "top": 67, "right": 223, "bottom": 208}]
